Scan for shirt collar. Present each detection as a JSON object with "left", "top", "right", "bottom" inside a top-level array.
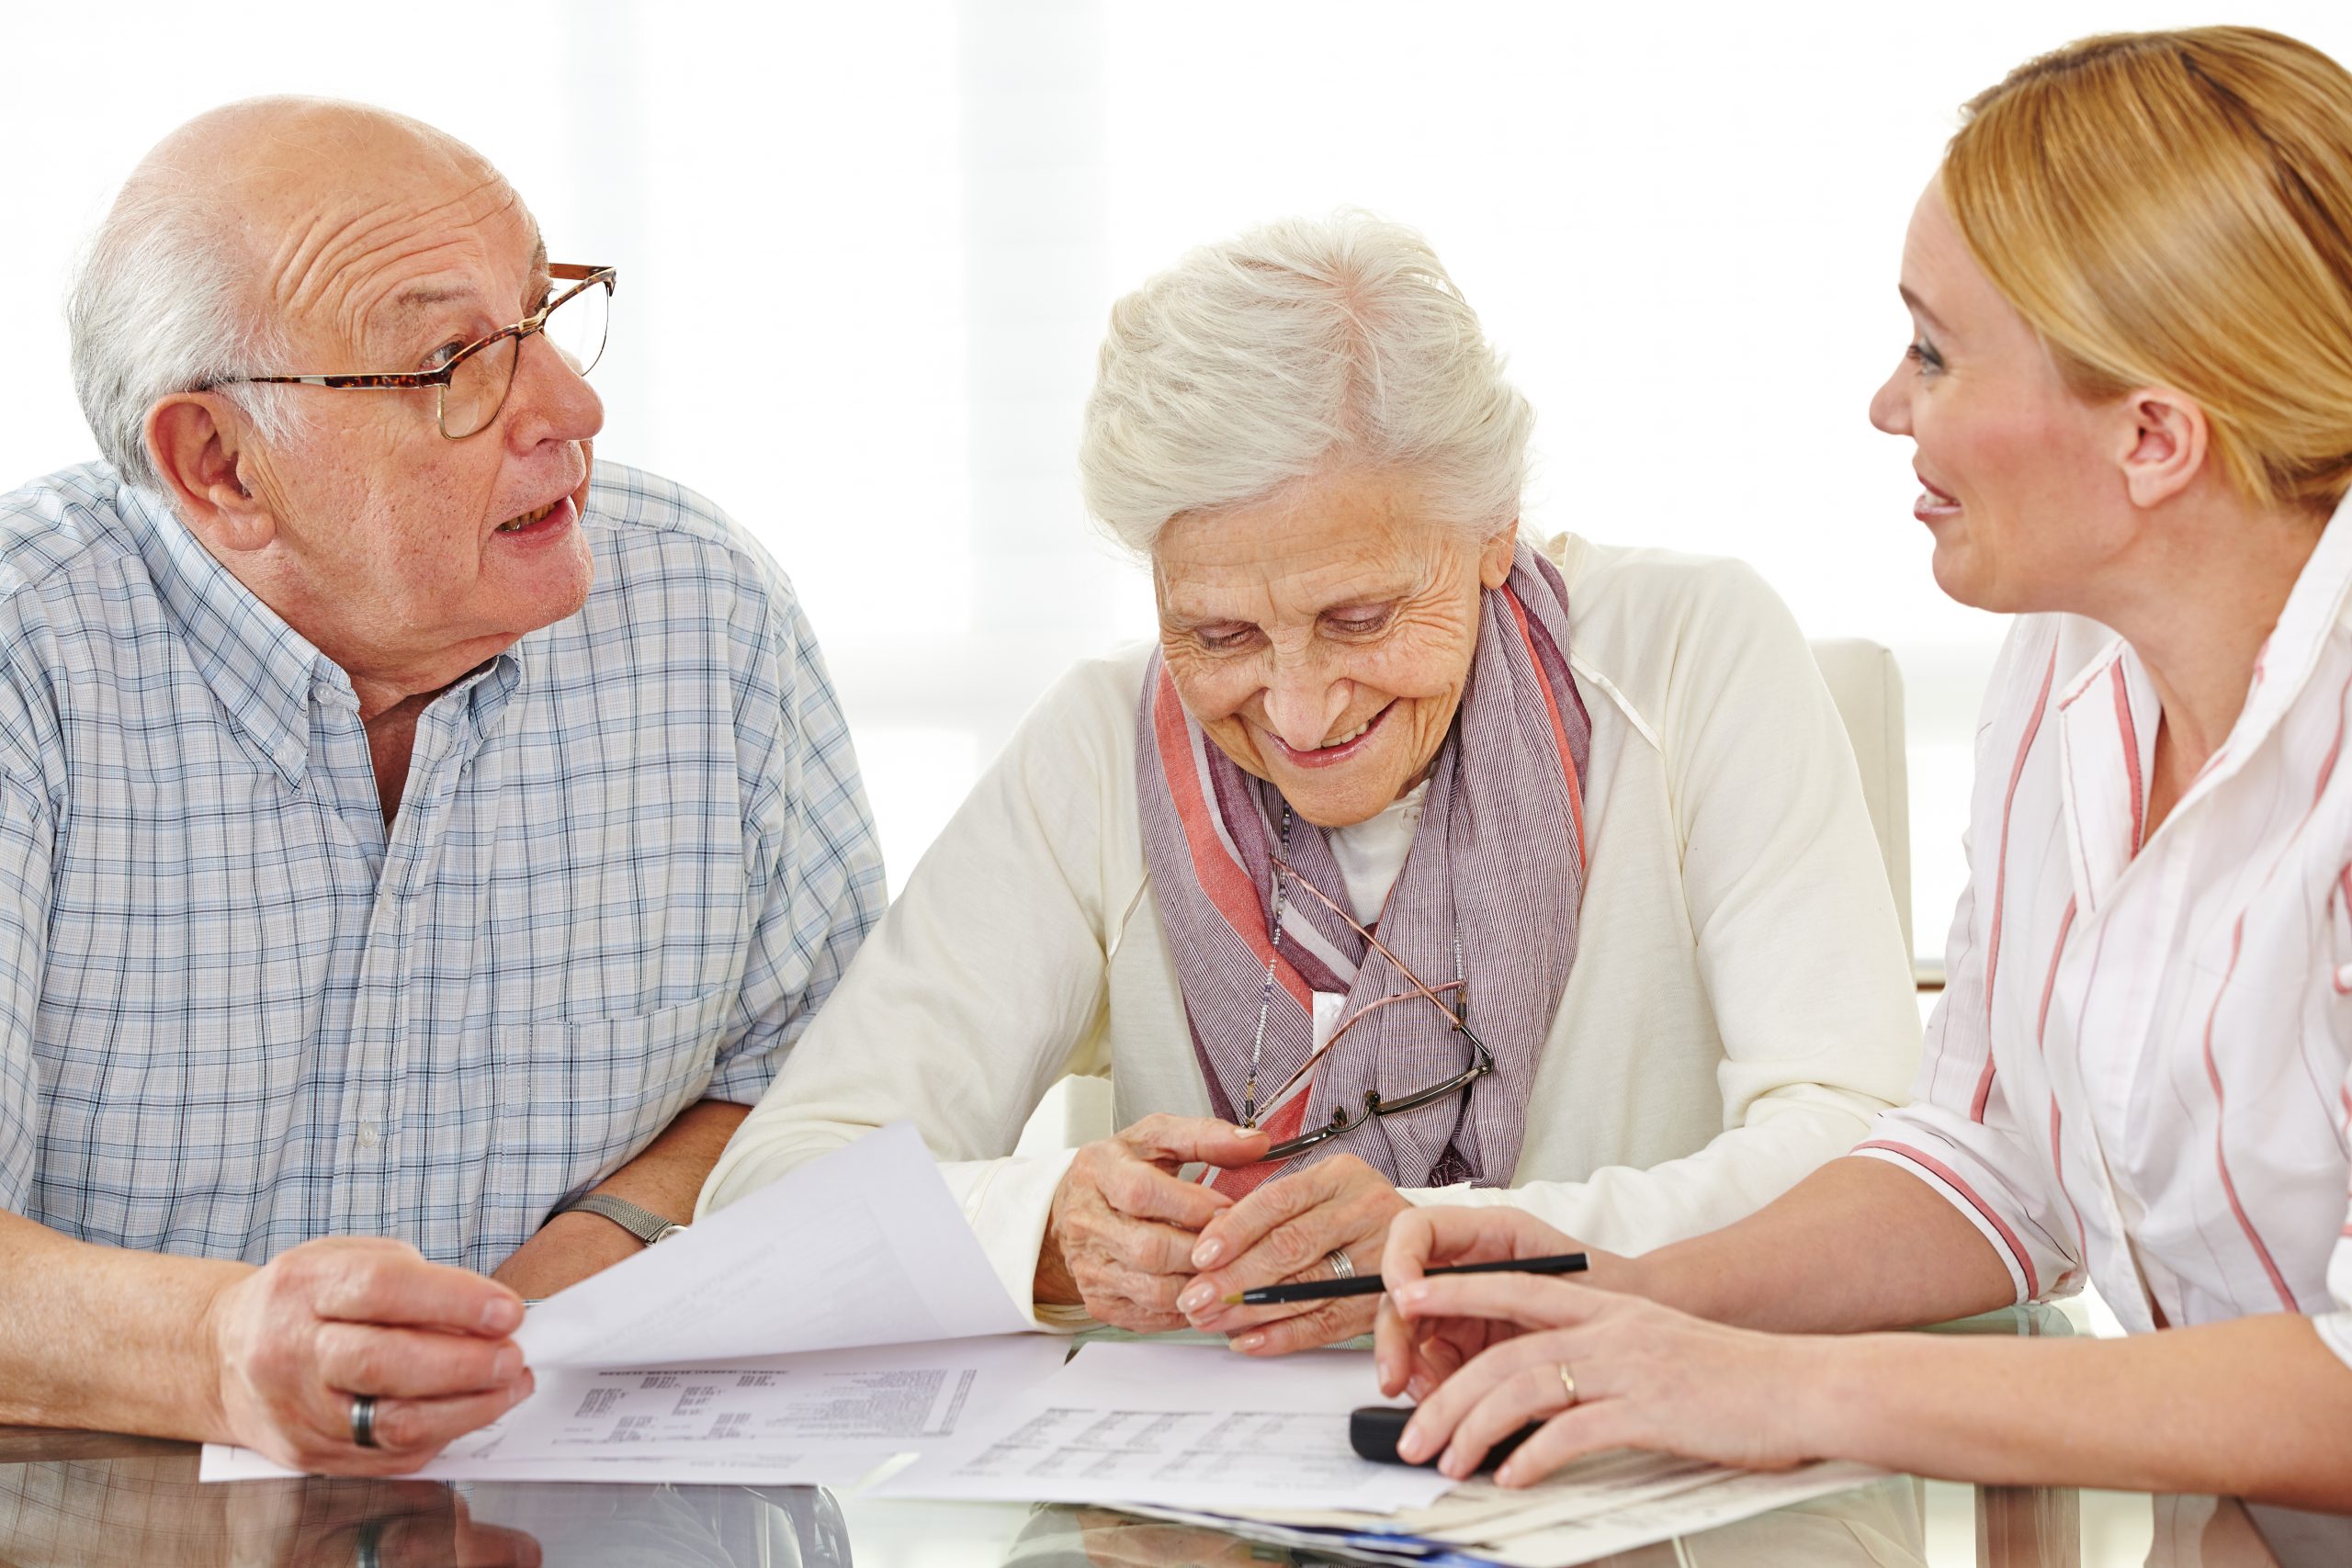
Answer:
[
  {"left": 119, "top": 485, "right": 536, "bottom": 784},
  {"left": 119, "top": 483, "right": 332, "bottom": 787},
  {"left": 2214, "top": 492, "right": 2352, "bottom": 768},
  {"left": 2052, "top": 491, "right": 2352, "bottom": 855}
]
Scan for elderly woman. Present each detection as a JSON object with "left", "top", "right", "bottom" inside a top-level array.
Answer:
[
  {"left": 700, "top": 214, "right": 1919, "bottom": 1350},
  {"left": 1371, "top": 26, "right": 2352, "bottom": 1506}
]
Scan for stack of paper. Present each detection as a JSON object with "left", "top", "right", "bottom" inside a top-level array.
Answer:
[
  {"left": 875, "top": 1338, "right": 1882, "bottom": 1560},
  {"left": 1110, "top": 1450, "right": 1888, "bottom": 1565}
]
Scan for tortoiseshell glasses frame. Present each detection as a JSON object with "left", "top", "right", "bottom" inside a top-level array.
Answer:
[{"left": 214, "top": 264, "right": 616, "bottom": 440}]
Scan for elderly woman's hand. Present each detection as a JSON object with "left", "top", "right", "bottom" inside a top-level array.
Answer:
[
  {"left": 1174, "top": 1154, "right": 1411, "bottom": 1352},
  {"left": 1037, "top": 1114, "right": 1270, "bottom": 1331},
  {"left": 1383, "top": 1272, "right": 1827, "bottom": 1486}
]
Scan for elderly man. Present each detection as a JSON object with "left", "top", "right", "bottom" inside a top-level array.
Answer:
[{"left": 0, "top": 99, "right": 883, "bottom": 1472}]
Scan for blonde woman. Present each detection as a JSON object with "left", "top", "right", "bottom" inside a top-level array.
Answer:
[{"left": 1376, "top": 27, "right": 2352, "bottom": 1506}]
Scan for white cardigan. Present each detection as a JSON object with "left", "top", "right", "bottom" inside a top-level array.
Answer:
[{"left": 701, "top": 534, "right": 1922, "bottom": 1319}]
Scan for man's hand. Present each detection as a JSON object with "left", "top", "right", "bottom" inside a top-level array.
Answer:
[
  {"left": 1036, "top": 1114, "right": 1270, "bottom": 1330},
  {"left": 203, "top": 1237, "right": 533, "bottom": 1476},
  {"left": 1174, "top": 1153, "right": 1411, "bottom": 1353}
]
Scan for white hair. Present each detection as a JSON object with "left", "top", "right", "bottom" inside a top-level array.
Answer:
[
  {"left": 67, "top": 177, "right": 305, "bottom": 495},
  {"left": 1080, "top": 210, "right": 1534, "bottom": 556}
]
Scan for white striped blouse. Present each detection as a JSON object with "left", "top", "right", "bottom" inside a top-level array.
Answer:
[{"left": 1861, "top": 509, "right": 2352, "bottom": 1369}]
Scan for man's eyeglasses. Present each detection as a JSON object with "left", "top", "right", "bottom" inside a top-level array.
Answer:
[
  {"left": 1243, "top": 851, "right": 1497, "bottom": 1164},
  {"left": 213, "top": 264, "right": 616, "bottom": 440}
]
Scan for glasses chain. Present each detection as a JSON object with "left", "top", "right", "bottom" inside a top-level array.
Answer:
[{"left": 1239, "top": 802, "right": 1469, "bottom": 1132}]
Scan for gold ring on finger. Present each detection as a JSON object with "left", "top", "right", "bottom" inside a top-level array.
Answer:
[{"left": 1557, "top": 1361, "right": 1579, "bottom": 1409}]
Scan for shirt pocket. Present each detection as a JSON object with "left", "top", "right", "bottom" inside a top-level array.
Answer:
[{"left": 482, "top": 990, "right": 729, "bottom": 1244}]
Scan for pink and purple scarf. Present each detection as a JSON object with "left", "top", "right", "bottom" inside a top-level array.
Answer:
[{"left": 1136, "top": 541, "right": 1591, "bottom": 1198}]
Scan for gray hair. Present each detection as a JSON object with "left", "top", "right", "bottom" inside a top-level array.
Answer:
[
  {"left": 66, "top": 177, "right": 304, "bottom": 495},
  {"left": 1080, "top": 210, "right": 1534, "bottom": 556}
]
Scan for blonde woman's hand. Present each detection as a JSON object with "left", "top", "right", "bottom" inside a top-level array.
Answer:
[
  {"left": 1372, "top": 1205, "right": 1599, "bottom": 1401},
  {"left": 1387, "top": 1273, "right": 1830, "bottom": 1486}
]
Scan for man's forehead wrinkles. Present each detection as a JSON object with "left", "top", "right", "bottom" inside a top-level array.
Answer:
[{"left": 265, "top": 177, "right": 525, "bottom": 323}]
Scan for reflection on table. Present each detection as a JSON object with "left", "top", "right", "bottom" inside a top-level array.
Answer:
[
  {"left": 0, "top": 1450, "right": 848, "bottom": 1568},
  {"left": 0, "top": 1431, "right": 2348, "bottom": 1566}
]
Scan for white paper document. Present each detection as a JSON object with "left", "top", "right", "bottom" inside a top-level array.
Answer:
[
  {"left": 517, "top": 1119, "right": 1032, "bottom": 1369},
  {"left": 478, "top": 1337, "right": 1055, "bottom": 1459},
  {"left": 876, "top": 1341, "right": 1453, "bottom": 1514},
  {"left": 1121, "top": 1455, "right": 1889, "bottom": 1568},
  {"left": 202, "top": 1332, "right": 1068, "bottom": 1485},
  {"left": 203, "top": 1122, "right": 1051, "bottom": 1484},
  {"left": 1467, "top": 1461, "right": 1889, "bottom": 1566}
]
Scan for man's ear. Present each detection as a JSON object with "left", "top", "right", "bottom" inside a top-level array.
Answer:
[
  {"left": 2118, "top": 389, "right": 2210, "bottom": 510},
  {"left": 1478, "top": 520, "right": 1520, "bottom": 590},
  {"left": 145, "top": 393, "right": 277, "bottom": 553}
]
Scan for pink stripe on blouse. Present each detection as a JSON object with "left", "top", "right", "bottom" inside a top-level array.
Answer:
[{"left": 1855, "top": 1139, "right": 2041, "bottom": 1299}]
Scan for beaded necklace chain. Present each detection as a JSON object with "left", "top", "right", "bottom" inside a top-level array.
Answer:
[{"left": 1241, "top": 805, "right": 1295, "bottom": 1128}]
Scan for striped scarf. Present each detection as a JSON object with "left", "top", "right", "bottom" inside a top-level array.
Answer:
[{"left": 1135, "top": 540, "right": 1591, "bottom": 1196}]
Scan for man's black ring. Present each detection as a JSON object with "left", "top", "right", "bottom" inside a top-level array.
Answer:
[{"left": 350, "top": 1393, "right": 379, "bottom": 1450}]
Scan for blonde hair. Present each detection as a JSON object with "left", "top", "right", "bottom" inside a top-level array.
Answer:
[
  {"left": 1080, "top": 210, "right": 1534, "bottom": 556},
  {"left": 1945, "top": 26, "right": 2352, "bottom": 511}
]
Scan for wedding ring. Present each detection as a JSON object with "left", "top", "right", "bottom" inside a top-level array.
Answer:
[
  {"left": 1324, "top": 1247, "right": 1356, "bottom": 1280},
  {"left": 1556, "top": 1362, "right": 1579, "bottom": 1409},
  {"left": 350, "top": 1393, "right": 379, "bottom": 1449}
]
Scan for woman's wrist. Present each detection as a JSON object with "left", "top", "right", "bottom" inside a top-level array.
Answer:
[
  {"left": 1772, "top": 1331, "right": 1881, "bottom": 1466},
  {"left": 1579, "top": 1247, "right": 1649, "bottom": 1300}
]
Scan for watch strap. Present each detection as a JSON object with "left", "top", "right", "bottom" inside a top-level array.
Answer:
[{"left": 557, "top": 1192, "right": 685, "bottom": 1246}]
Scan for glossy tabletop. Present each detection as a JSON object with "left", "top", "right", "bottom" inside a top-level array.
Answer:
[{"left": 1, "top": 1427, "right": 2346, "bottom": 1568}]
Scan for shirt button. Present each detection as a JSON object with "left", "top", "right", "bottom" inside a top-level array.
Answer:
[{"left": 357, "top": 1122, "right": 381, "bottom": 1150}]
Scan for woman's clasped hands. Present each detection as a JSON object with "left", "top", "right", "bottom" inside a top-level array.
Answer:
[
  {"left": 1177, "top": 1152, "right": 1411, "bottom": 1351},
  {"left": 1036, "top": 1116, "right": 1415, "bottom": 1348},
  {"left": 1036, "top": 1115, "right": 1272, "bottom": 1330},
  {"left": 1374, "top": 1207, "right": 1835, "bottom": 1487}
]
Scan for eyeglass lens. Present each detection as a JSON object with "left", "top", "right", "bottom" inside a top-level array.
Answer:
[{"left": 439, "top": 279, "right": 613, "bottom": 439}]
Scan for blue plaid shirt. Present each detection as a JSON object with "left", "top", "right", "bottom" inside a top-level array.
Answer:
[{"left": 0, "top": 462, "right": 884, "bottom": 1270}]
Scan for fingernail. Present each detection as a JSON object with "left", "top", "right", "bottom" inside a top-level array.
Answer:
[
  {"left": 1408, "top": 1376, "right": 1431, "bottom": 1401},
  {"left": 492, "top": 1348, "right": 522, "bottom": 1382},
  {"left": 481, "top": 1298, "right": 522, "bottom": 1333},
  {"left": 1233, "top": 1332, "right": 1265, "bottom": 1353},
  {"left": 1192, "top": 1238, "right": 1222, "bottom": 1268},
  {"left": 1395, "top": 1282, "right": 1427, "bottom": 1309},
  {"left": 1397, "top": 1425, "right": 1429, "bottom": 1462},
  {"left": 1177, "top": 1281, "right": 1214, "bottom": 1314}
]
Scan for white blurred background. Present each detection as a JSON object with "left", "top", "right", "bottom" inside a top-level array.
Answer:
[{"left": 7, "top": 1, "right": 2351, "bottom": 958}]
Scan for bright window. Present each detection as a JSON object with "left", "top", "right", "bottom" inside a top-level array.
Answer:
[{"left": 9, "top": 2, "right": 2345, "bottom": 933}]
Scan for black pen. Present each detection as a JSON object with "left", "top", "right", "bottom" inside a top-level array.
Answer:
[{"left": 1221, "top": 1250, "right": 1589, "bottom": 1307}]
